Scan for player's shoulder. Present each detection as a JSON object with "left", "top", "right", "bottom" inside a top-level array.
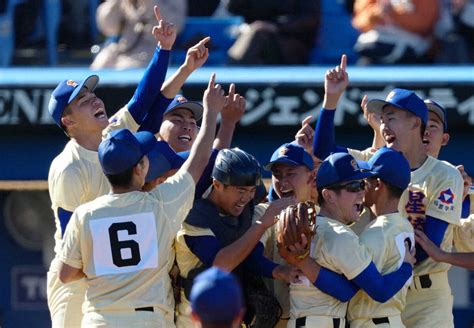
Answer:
[
  {"left": 428, "top": 156, "right": 462, "bottom": 179},
  {"left": 318, "top": 216, "right": 355, "bottom": 238}
]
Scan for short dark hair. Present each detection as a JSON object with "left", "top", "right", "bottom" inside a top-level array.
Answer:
[
  {"left": 384, "top": 180, "right": 405, "bottom": 199},
  {"left": 105, "top": 157, "right": 144, "bottom": 188},
  {"left": 200, "top": 320, "right": 235, "bottom": 328}
]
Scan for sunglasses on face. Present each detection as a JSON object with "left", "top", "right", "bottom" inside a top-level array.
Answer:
[{"left": 328, "top": 180, "right": 366, "bottom": 193}]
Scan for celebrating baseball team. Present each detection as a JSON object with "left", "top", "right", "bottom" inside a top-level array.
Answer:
[{"left": 45, "top": 5, "right": 474, "bottom": 328}]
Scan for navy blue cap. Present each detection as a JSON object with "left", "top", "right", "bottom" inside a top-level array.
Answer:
[
  {"left": 163, "top": 94, "right": 203, "bottom": 121},
  {"left": 99, "top": 129, "right": 156, "bottom": 175},
  {"left": 317, "top": 152, "right": 376, "bottom": 189},
  {"left": 190, "top": 267, "right": 244, "bottom": 323},
  {"left": 48, "top": 75, "right": 99, "bottom": 128},
  {"left": 365, "top": 147, "right": 411, "bottom": 190},
  {"left": 425, "top": 99, "right": 447, "bottom": 132},
  {"left": 145, "top": 141, "right": 185, "bottom": 182},
  {"left": 266, "top": 143, "right": 314, "bottom": 171},
  {"left": 367, "top": 88, "right": 428, "bottom": 125}
]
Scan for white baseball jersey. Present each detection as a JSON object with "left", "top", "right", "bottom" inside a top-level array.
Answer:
[
  {"left": 453, "top": 215, "right": 474, "bottom": 252},
  {"left": 289, "top": 215, "right": 371, "bottom": 319},
  {"left": 60, "top": 170, "right": 194, "bottom": 321},
  {"left": 348, "top": 213, "right": 414, "bottom": 323}
]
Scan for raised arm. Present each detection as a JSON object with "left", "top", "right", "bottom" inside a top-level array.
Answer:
[
  {"left": 313, "top": 55, "right": 350, "bottom": 159},
  {"left": 213, "top": 83, "right": 246, "bottom": 150},
  {"left": 180, "top": 74, "right": 226, "bottom": 183},
  {"left": 126, "top": 5, "right": 177, "bottom": 124}
]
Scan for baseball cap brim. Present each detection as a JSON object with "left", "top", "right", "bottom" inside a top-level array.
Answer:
[
  {"left": 68, "top": 75, "right": 99, "bottom": 105},
  {"left": 165, "top": 102, "right": 203, "bottom": 121},
  {"left": 425, "top": 101, "right": 446, "bottom": 130},
  {"left": 366, "top": 99, "right": 406, "bottom": 115},
  {"left": 265, "top": 158, "right": 303, "bottom": 170}
]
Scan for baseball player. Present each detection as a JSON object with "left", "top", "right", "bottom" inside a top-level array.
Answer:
[
  {"left": 347, "top": 147, "right": 414, "bottom": 328},
  {"left": 57, "top": 73, "right": 226, "bottom": 327},
  {"left": 46, "top": 7, "right": 179, "bottom": 326},
  {"left": 311, "top": 55, "right": 464, "bottom": 328},
  {"left": 277, "top": 152, "right": 415, "bottom": 328},
  {"left": 175, "top": 148, "right": 299, "bottom": 328},
  {"left": 190, "top": 267, "right": 245, "bottom": 328}
]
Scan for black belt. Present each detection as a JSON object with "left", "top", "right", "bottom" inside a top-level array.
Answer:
[
  {"left": 135, "top": 306, "right": 154, "bottom": 312},
  {"left": 372, "top": 317, "right": 389, "bottom": 325},
  {"left": 296, "top": 317, "right": 341, "bottom": 328},
  {"left": 419, "top": 274, "right": 432, "bottom": 288}
]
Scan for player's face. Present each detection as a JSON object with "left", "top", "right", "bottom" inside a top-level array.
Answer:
[
  {"left": 213, "top": 182, "right": 256, "bottom": 216},
  {"left": 423, "top": 111, "right": 449, "bottom": 158},
  {"left": 380, "top": 106, "right": 419, "bottom": 153},
  {"left": 271, "top": 163, "right": 315, "bottom": 202},
  {"left": 326, "top": 181, "right": 365, "bottom": 224},
  {"left": 67, "top": 87, "right": 108, "bottom": 132},
  {"left": 158, "top": 109, "right": 198, "bottom": 153}
]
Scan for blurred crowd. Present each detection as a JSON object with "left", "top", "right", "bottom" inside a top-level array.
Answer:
[{"left": 3, "top": 0, "right": 474, "bottom": 66}]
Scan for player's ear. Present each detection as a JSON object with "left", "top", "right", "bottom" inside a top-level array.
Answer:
[
  {"left": 374, "top": 178, "right": 382, "bottom": 191},
  {"left": 61, "top": 115, "right": 75, "bottom": 129},
  {"left": 441, "top": 133, "right": 450, "bottom": 146},
  {"left": 307, "top": 168, "right": 316, "bottom": 185},
  {"left": 322, "top": 188, "right": 335, "bottom": 204}
]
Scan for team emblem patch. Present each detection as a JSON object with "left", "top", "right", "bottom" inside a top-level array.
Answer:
[
  {"left": 437, "top": 188, "right": 455, "bottom": 205},
  {"left": 279, "top": 147, "right": 289, "bottom": 156},
  {"left": 66, "top": 80, "right": 78, "bottom": 87},
  {"left": 177, "top": 96, "right": 187, "bottom": 103}
]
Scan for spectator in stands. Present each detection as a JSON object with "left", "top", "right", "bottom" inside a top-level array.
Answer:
[
  {"left": 226, "top": 0, "right": 320, "bottom": 65},
  {"left": 352, "top": 0, "right": 440, "bottom": 64},
  {"left": 91, "top": 0, "right": 186, "bottom": 69}
]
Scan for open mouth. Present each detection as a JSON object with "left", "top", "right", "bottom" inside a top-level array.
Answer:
[
  {"left": 178, "top": 134, "right": 192, "bottom": 142},
  {"left": 94, "top": 108, "right": 107, "bottom": 119},
  {"left": 422, "top": 137, "right": 430, "bottom": 145},
  {"left": 384, "top": 134, "right": 396, "bottom": 144},
  {"left": 279, "top": 189, "right": 294, "bottom": 198},
  {"left": 355, "top": 203, "right": 363, "bottom": 214}
]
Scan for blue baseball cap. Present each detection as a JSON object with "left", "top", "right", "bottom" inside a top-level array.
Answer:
[
  {"left": 99, "top": 129, "right": 156, "bottom": 175},
  {"left": 425, "top": 99, "right": 447, "bottom": 132},
  {"left": 316, "top": 152, "right": 376, "bottom": 189},
  {"left": 367, "top": 88, "right": 428, "bottom": 125},
  {"left": 163, "top": 94, "right": 203, "bottom": 121},
  {"left": 145, "top": 141, "right": 185, "bottom": 183},
  {"left": 48, "top": 75, "right": 99, "bottom": 128},
  {"left": 265, "top": 143, "right": 314, "bottom": 171},
  {"left": 363, "top": 147, "right": 411, "bottom": 190},
  {"left": 190, "top": 267, "right": 244, "bottom": 323}
]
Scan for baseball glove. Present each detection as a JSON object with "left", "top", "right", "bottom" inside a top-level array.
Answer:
[{"left": 276, "top": 201, "right": 317, "bottom": 264}]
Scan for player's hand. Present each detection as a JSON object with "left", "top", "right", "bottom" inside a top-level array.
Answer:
[
  {"left": 415, "top": 229, "right": 445, "bottom": 263},
  {"left": 272, "top": 265, "right": 303, "bottom": 284},
  {"left": 361, "top": 94, "right": 381, "bottom": 131},
  {"left": 295, "top": 116, "right": 314, "bottom": 154},
  {"left": 323, "top": 54, "right": 349, "bottom": 109},
  {"left": 403, "top": 239, "right": 416, "bottom": 268},
  {"left": 258, "top": 196, "right": 297, "bottom": 229},
  {"left": 456, "top": 165, "right": 472, "bottom": 200},
  {"left": 184, "top": 37, "right": 210, "bottom": 72},
  {"left": 203, "top": 73, "right": 227, "bottom": 115},
  {"left": 221, "top": 83, "right": 246, "bottom": 125},
  {"left": 151, "top": 5, "right": 177, "bottom": 50}
]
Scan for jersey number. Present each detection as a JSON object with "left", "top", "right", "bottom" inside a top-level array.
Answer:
[{"left": 108, "top": 222, "right": 141, "bottom": 267}]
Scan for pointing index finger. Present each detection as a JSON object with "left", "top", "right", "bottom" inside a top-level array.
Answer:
[
  {"left": 154, "top": 5, "right": 162, "bottom": 22},
  {"left": 302, "top": 115, "right": 312, "bottom": 127},
  {"left": 208, "top": 73, "right": 216, "bottom": 89},
  {"left": 340, "top": 54, "right": 347, "bottom": 73}
]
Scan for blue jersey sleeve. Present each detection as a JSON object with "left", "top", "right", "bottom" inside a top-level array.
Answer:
[
  {"left": 195, "top": 149, "right": 219, "bottom": 199},
  {"left": 137, "top": 92, "right": 173, "bottom": 133},
  {"left": 184, "top": 235, "right": 221, "bottom": 266},
  {"left": 461, "top": 197, "right": 470, "bottom": 219},
  {"left": 243, "top": 242, "right": 278, "bottom": 278},
  {"left": 127, "top": 47, "right": 170, "bottom": 124},
  {"left": 313, "top": 108, "right": 348, "bottom": 159},
  {"left": 415, "top": 215, "right": 448, "bottom": 263},
  {"left": 313, "top": 267, "right": 359, "bottom": 302},
  {"left": 58, "top": 207, "right": 73, "bottom": 238},
  {"left": 352, "top": 262, "right": 412, "bottom": 303}
]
